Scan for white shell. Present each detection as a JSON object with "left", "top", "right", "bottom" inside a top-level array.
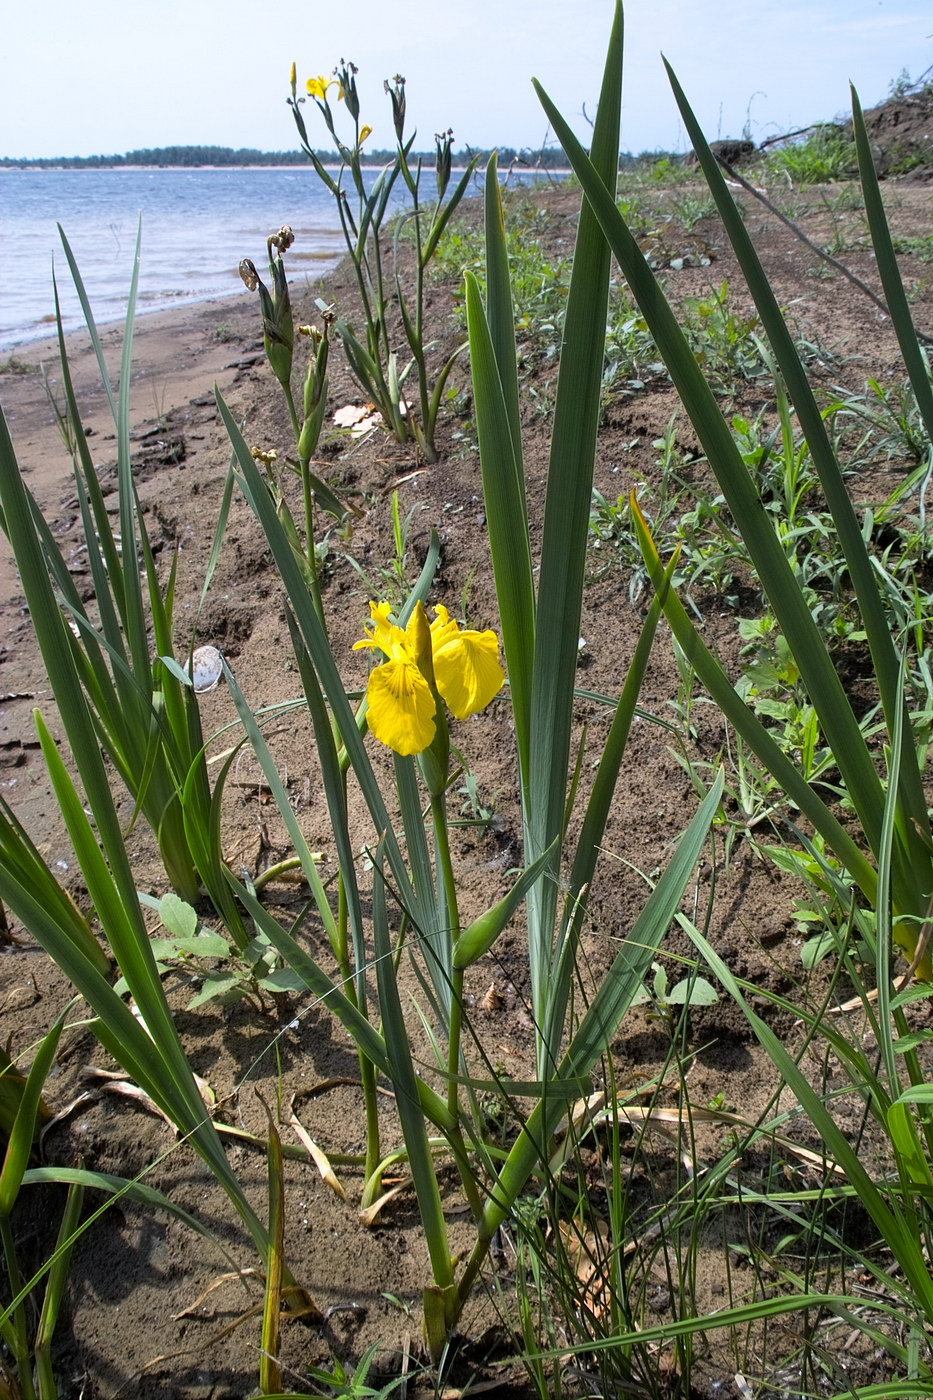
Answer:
[{"left": 190, "top": 645, "right": 224, "bottom": 694}]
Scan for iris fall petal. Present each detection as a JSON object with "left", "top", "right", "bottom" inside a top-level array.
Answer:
[
  {"left": 433, "top": 628, "right": 504, "bottom": 720},
  {"left": 365, "top": 654, "right": 436, "bottom": 756}
]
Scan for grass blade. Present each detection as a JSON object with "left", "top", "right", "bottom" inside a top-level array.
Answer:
[
  {"left": 259, "top": 1112, "right": 284, "bottom": 1396},
  {"left": 33, "top": 1179, "right": 83, "bottom": 1400},
  {"left": 0, "top": 1018, "right": 64, "bottom": 1218},
  {"left": 663, "top": 61, "right": 930, "bottom": 854},
  {"left": 524, "top": 0, "right": 623, "bottom": 1070},
  {"left": 464, "top": 270, "right": 535, "bottom": 783},
  {"left": 534, "top": 78, "right": 927, "bottom": 924},
  {"left": 851, "top": 85, "right": 933, "bottom": 450},
  {"left": 371, "top": 845, "right": 454, "bottom": 1297},
  {"left": 483, "top": 153, "right": 525, "bottom": 517}
]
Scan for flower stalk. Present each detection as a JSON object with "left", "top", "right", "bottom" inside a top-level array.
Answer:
[{"left": 287, "top": 60, "right": 478, "bottom": 461}]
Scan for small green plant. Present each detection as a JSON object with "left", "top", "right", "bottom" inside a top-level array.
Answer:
[
  {"left": 630, "top": 957, "right": 719, "bottom": 1027},
  {"left": 667, "top": 188, "right": 717, "bottom": 231},
  {"left": 344, "top": 487, "right": 423, "bottom": 607},
  {"left": 286, "top": 62, "right": 477, "bottom": 462},
  {"left": 602, "top": 302, "right": 665, "bottom": 398},
  {"left": 589, "top": 413, "right": 741, "bottom": 606},
  {"left": 0, "top": 355, "right": 34, "bottom": 377},
  {"left": 300, "top": 1344, "right": 410, "bottom": 1399},
  {"left": 858, "top": 371, "right": 933, "bottom": 462},
  {"left": 891, "top": 232, "right": 933, "bottom": 263},
  {"left": 453, "top": 768, "right": 499, "bottom": 830},
  {"left": 732, "top": 614, "right": 834, "bottom": 786},
  {"left": 126, "top": 891, "right": 307, "bottom": 1009},
  {"left": 684, "top": 279, "right": 766, "bottom": 388}
]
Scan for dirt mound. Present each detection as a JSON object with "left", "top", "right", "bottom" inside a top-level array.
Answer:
[
  {"left": 752, "top": 70, "right": 933, "bottom": 181},
  {"left": 852, "top": 72, "right": 933, "bottom": 179}
]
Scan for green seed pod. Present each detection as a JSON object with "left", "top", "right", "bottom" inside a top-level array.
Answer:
[
  {"left": 452, "top": 893, "right": 515, "bottom": 970},
  {"left": 452, "top": 836, "right": 560, "bottom": 969}
]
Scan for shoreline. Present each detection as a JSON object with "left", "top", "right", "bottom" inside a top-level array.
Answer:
[
  {"left": 1, "top": 165, "right": 562, "bottom": 354},
  {"left": 2, "top": 285, "right": 282, "bottom": 358},
  {"left": 0, "top": 286, "right": 260, "bottom": 437},
  {"left": 0, "top": 284, "right": 263, "bottom": 600}
]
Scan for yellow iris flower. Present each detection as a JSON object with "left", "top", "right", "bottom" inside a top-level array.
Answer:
[
  {"left": 353, "top": 601, "right": 504, "bottom": 756},
  {"left": 306, "top": 74, "right": 344, "bottom": 101}
]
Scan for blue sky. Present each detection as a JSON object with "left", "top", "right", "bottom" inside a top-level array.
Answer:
[{"left": 2, "top": 0, "right": 930, "bottom": 159}]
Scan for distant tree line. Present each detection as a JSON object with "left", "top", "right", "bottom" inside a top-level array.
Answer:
[
  {"left": 0, "top": 143, "right": 587, "bottom": 170},
  {"left": 0, "top": 143, "right": 679, "bottom": 172}
]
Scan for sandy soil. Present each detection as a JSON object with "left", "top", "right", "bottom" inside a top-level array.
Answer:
[{"left": 1, "top": 167, "right": 932, "bottom": 1399}]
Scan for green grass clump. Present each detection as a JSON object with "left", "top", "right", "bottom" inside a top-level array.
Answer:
[{"left": 762, "top": 123, "right": 859, "bottom": 185}]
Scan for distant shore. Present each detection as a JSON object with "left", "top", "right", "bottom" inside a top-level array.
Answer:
[{"left": 1, "top": 163, "right": 572, "bottom": 175}]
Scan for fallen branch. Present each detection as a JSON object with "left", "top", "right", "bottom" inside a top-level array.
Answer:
[{"left": 716, "top": 156, "right": 933, "bottom": 347}]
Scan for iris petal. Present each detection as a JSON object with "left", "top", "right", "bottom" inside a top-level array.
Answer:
[
  {"left": 354, "top": 600, "right": 503, "bottom": 753},
  {"left": 306, "top": 74, "right": 333, "bottom": 100},
  {"left": 353, "top": 601, "right": 406, "bottom": 655},
  {"left": 433, "top": 630, "right": 504, "bottom": 720},
  {"left": 429, "top": 604, "right": 460, "bottom": 649},
  {"left": 365, "top": 657, "right": 436, "bottom": 755}
]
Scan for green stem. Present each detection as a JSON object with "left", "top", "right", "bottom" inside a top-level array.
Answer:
[
  {"left": 0, "top": 1213, "right": 37, "bottom": 1400},
  {"left": 452, "top": 1227, "right": 495, "bottom": 1327},
  {"left": 413, "top": 219, "right": 436, "bottom": 463},
  {"left": 334, "top": 762, "right": 380, "bottom": 1181},
  {"left": 447, "top": 1121, "right": 486, "bottom": 1224},
  {"left": 360, "top": 1054, "right": 382, "bottom": 1184},
  {"left": 446, "top": 966, "right": 465, "bottom": 1122},
  {"left": 282, "top": 379, "right": 325, "bottom": 628},
  {"left": 430, "top": 791, "right": 462, "bottom": 1121},
  {"left": 252, "top": 856, "right": 305, "bottom": 892},
  {"left": 34, "top": 1182, "right": 84, "bottom": 1400},
  {"left": 282, "top": 376, "right": 301, "bottom": 444},
  {"left": 336, "top": 869, "right": 381, "bottom": 1181},
  {"left": 301, "top": 461, "right": 320, "bottom": 609}
]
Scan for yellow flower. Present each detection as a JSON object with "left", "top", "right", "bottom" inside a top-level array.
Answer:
[
  {"left": 359, "top": 125, "right": 373, "bottom": 145},
  {"left": 306, "top": 74, "right": 336, "bottom": 101},
  {"left": 430, "top": 606, "right": 504, "bottom": 721},
  {"left": 353, "top": 601, "right": 504, "bottom": 755},
  {"left": 354, "top": 602, "right": 435, "bottom": 755}
]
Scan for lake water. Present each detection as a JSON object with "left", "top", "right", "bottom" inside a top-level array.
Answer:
[{"left": 0, "top": 165, "right": 543, "bottom": 351}]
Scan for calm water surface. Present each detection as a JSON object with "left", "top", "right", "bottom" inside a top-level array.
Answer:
[{"left": 0, "top": 165, "right": 531, "bottom": 350}]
